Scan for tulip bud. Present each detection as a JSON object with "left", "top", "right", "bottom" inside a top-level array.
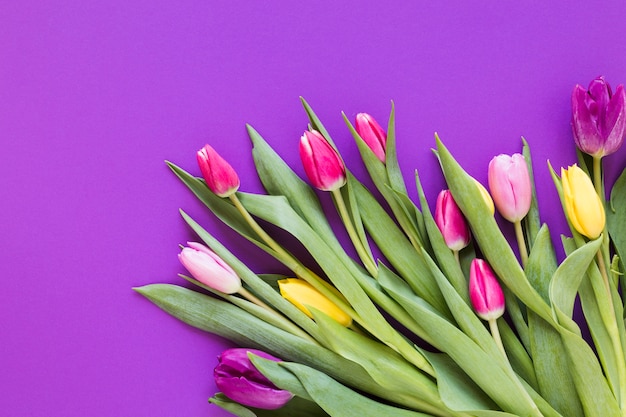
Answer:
[
  {"left": 469, "top": 259, "right": 505, "bottom": 321},
  {"left": 561, "top": 165, "right": 605, "bottom": 239},
  {"left": 299, "top": 130, "right": 347, "bottom": 191},
  {"left": 434, "top": 190, "right": 471, "bottom": 251},
  {"left": 197, "top": 144, "right": 240, "bottom": 197},
  {"left": 178, "top": 242, "right": 242, "bottom": 294},
  {"left": 572, "top": 76, "right": 626, "bottom": 158},
  {"left": 278, "top": 278, "right": 352, "bottom": 327},
  {"left": 214, "top": 348, "right": 293, "bottom": 410},
  {"left": 355, "top": 113, "right": 387, "bottom": 162},
  {"left": 488, "top": 153, "right": 532, "bottom": 222}
]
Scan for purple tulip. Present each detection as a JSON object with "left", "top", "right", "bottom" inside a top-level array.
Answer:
[
  {"left": 434, "top": 190, "right": 470, "bottom": 251},
  {"left": 197, "top": 144, "right": 240, "bottom": 197},
  {"left": 355, "top": 113, "right": 387, "bottom": 162},
  {"left": 572, "top": 76, "right": 626, "bottom": 158},
  {"left": 214, "top": 348, "right": 293, "bottom": 410},
  {"left": 299, "top": 130, "right": 346, "bottom": 191},
  {"left": 178, "top": 242, "right": 242, "bottom": 294},
  {"left": 469, "top": 259, "right": 505, "bottom": 321},
  {"left": 488, "top": 153, "right": 532, "bottom": 223}
]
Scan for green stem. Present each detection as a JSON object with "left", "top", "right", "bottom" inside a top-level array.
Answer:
[
  {"left": 596, "top": 250, "right": 626, "bottom": 412},
  {"left": 331, "top": 189, "right": 379, "bottom": 277},
  {"left": 593, "top": 155, "right": 603, "bottom": 199},
  {"left": 514, "top": 220, "right": 528, "bottom": 267},
  {"left": 489, "top": 318, "right": 508, "bottom": 360}
]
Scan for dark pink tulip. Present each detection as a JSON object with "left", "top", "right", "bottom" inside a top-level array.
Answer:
[
  {"left": 434, "top": 190, "right": 470, "bottom": 251},
  {"left": 488, "top": 153, "right": 532, "bottom": 223},
  {"left": 355, "top": 113, "right": 387, "bottom": 162},
  {"left": 214, "top": 348, "right": 293, "bottom": 410},
  {"left": 299, "top": 130, "right": 346, "bottom": 191},
  {"left": 469, "top": 259, "right": 505, "bottom": 321},
  {"left": 178, "top": 242, "right": 242, "bottom": 294},
  {"left": 197, "top": 144, "right": 240, "bottom": 197},
  {"left": 572, "top": 76, "right": 626, "bottom": 158}
]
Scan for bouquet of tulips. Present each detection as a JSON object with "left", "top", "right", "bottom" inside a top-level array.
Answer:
[{"left": 137, "top": 76, "right": 626, "bottom": 417}]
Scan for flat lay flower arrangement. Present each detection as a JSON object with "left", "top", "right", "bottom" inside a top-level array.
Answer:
[{"left": 136, "top": 76, "right": 626, "bottom": 417}]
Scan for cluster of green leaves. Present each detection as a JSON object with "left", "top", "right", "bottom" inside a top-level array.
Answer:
[{"left": 137, "top": 99, "right": 626, "bottom": 417}]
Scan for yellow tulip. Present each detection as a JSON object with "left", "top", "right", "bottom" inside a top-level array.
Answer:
[
  {"left": 278, "top": 279, "right": 352, "bottom": 327},
  {"left": 561, "top": 165, "right": 605, "bottom": 239}
]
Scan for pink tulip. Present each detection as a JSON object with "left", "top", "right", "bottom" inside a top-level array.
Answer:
[
  {"left": 488, "top": 153, "right": 532, "bottom": 222},
  {"left": 178, "top": 242, "right": 242, "bottom": 294},
  {"left": 469, "top": 259, "right": 505, "bottom": 321},
  {"left": 434, "top": 190, "right": 470, "bottom": 251},
  {"left": 214, "top": 348, "right": 293, "bottom": 410},
  {"left": 197, "top": 144, "right": 240, "bottom": 197},
  {"left": 299, "top": 130, "right": 346, "bottom": 191},
  {"left": 572, "top": 76, "right": 626, "bottom": 158},
  {"left": 355, "top": 113, "right": 387, "bottom": 162}
]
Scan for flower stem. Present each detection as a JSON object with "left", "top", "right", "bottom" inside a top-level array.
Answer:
[
  {"left": 596, "top": 250, "right": 626, "bottom": 412},
  {"left": 513, "top": 220, "right": 528, "bottom": 267},
  {"left": 593, "top": 155, "right": 603, "bottom": 199},
  {"left": 331, "top": 188, "right": 379, "bottom": 277},
  {"left": 489, "top": 318, "right": 508, "bottom": 360}
]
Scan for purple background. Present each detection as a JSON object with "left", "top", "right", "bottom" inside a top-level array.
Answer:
[{"left": 3, "top": 1, "right": 626, "bottom": 415}]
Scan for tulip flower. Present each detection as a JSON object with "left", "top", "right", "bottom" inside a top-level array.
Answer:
[
  {"left": 561, "top": 164, "right": 605, "bottom": 239},
  {"left": 488, "top": 153, "right": 532, "bottom": 223},
  {"left": 197, "top": 144, "right": 240, "bottom": 197},
  {"left": 571, "top": 76, "right": 626, "bottom": 158},
  {"left": 299, "top": 130, "right": 347, "bottom": 191},
  {"left": 214, "top": 348, "right": 293, "bottom": 410},
  {"left": 355, "top": 113, "right": 387, "bottom": 162},
  {"left": 278, "top": 278, "right": 352, "bottom": 327},
  {"left": 178, "top": 242, "right": 242, "bottom": 294},
  {"left": 469, "top": 259, "right": 505, "bottom": 321},
  {"left": 434, "top": 190, "right": 471, "bottom": 251}
]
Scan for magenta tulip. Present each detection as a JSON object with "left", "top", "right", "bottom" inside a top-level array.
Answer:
[
  {"left": 178, "top": 242, "right": 242, "bottom": 294},
  {"left": 197, "top": 144, "right": 240, "bottom": 197},
  {"left": 214, "top": 348, "right": 293, "bottom": 410},
  {"left": 299, "top": 130, "right": 346, "bottom": 191},
  {"left": 355, "top": 113, "right": 387, "bottom": 162},
  {"left": 572, "top": 76, "right": 626, "bottom": 158},
  {"left": 488, "top": 153, "right": 532, "bottom": 223},
  {"left": 469, "top": 259, "right": 505, "bottom": 321},
  {"left": 434, "top": 190, "right": 471, "bottom": 251}
]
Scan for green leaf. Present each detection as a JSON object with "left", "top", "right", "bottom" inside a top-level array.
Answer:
[
  {"left": 550, "top": 237, "right": 602, "bottom": 319},
  {"left": 280, "top": 362, "right": 431, "bottom": 417},
  {"left": 524, "top": 225, "right": 556, "bottom": 302},
  {"left": 607, "top": 168, "right": 626, "bottom": 282},
  {"left": 527, "top": 313, "right": 583, "bottom": 417},
  {"left": 521, "top": 138, "right": 542, "bottom": 249},
  {"left": 209, "top": 392, "right": 328, "bottom": 417}
]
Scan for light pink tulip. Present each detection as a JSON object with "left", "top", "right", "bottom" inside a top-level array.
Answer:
[
  {"left": 299, "top": 130, "right": 346, "bottom": 191},
  {"left": 469, "top": 259, "right": 505, "bottom": 321},
  {"left": 434, "top": 190, "right": 470, "bottom": 251},
  {"left": 178, "top": 242, "right": 242, "bottom": 294},
  {"left": 197, "top": 144, "right": 240, "bottom": 197},
  {"left": 488, "top": 153, "right": 531, "bottom": 222},
  {"left": 355, "top": 113, "right": 387, "bottom": 162}
]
